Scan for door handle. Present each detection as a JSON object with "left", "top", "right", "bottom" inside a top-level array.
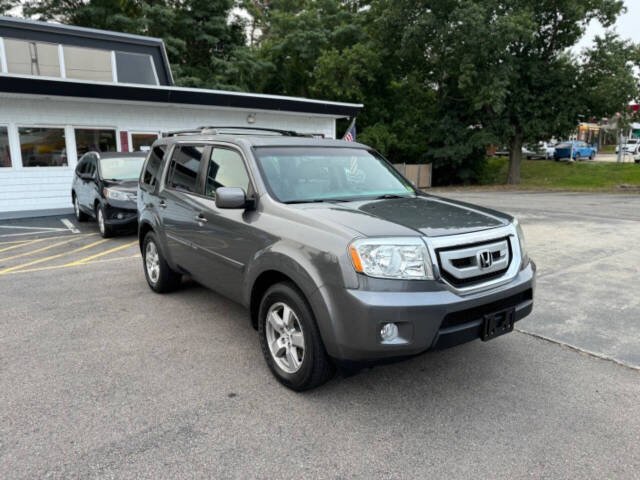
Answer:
[
  {"left": 195, "top": 214, "right": 208, "bottom": 224},
  {"left": 158, "top": 200, "right": 167, "bottom": 209}
]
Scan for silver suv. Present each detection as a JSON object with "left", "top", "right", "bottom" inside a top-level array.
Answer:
[{"left": 137, "top": 127, "right": 536, "bottom": 390}]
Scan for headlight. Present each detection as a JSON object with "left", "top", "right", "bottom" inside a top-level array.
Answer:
[
  {"left": 349, "top": 237, "right": 434, "bottom": 280},
  {"left": 103, "top": 188, "right": 130, "bottom": 201},
  {"left": 514, "top": 219, "right": 528, "bottom": 266}
]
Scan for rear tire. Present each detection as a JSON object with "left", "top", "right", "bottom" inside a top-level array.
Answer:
[
  {"left": 258, "top": 282, "right": 334, "bottom": 391},
  {"left": 73, "top": 194, "right": 88, "bottom": 222},
  {"left": 142, "top": 231, "right": 182, "bottom": 293}
]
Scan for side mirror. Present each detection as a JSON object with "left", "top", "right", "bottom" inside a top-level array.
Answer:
[{"left": 215, "top": 187, "right": 250, "bottom": 209}]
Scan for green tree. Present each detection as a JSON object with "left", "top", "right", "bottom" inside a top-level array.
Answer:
[
  {"left": 0, "top": 0, "right": 18, "bottom": 14},
  {"left": 581, "top": 32, "right": 640, "bottom": 155},
  {"left": 242, "top": 0, "right": 365, "bottom": 97},
  {"left": 373, "top": 0, "right": 626, "bottom": 184}
]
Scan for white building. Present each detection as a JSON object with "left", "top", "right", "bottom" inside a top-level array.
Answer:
[{"left": 0, "top": 16, "right": 361, "bottom": 218}]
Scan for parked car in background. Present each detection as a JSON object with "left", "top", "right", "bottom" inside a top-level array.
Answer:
[
  {"left": 72, "top": 151, "right": 147, "bottom": 237},
  {"left": 137, "top": 127, "right": 535, "bottom": 391},
  {"left": 615, "top": 138, "right": 638, "bottom": 154},
  {"left": 493, "top": 142, "right": 555, "bottom": 159},
  {"left": 523, "top": 142, "right": 555, "bottom": 160},
  {"left": 540, "top": 141, "right": 556, "bottom": 159},
  {"left": 553, "top": 141, "right": 596, "bottom": 161},
  {"left": 522, "top": 145, "right": 540, "bottom": 160}
]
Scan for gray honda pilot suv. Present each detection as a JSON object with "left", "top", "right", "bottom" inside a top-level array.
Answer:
[{"left": 137, "top": 127, "right": 535, "bottom": 390}]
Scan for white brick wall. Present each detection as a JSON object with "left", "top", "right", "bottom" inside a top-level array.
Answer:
[{"left": 0, "top": 94, "right": 339, "bottom": 214}]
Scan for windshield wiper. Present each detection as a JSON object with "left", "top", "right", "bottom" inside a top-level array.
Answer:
[
  {"left": 373, "top": 194, "right": 413, "bottom": 200},
  {"left": 284, "top": 198, "right": 352, "bottom": 204}
]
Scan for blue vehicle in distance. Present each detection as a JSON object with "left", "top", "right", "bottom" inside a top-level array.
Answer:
[{"left": 553, "top": 141, "right": 596, "bottom": 161}]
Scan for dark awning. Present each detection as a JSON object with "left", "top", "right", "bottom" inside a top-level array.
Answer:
[{"left": 0, "top": 76, "right": 362, "bottom": 117}]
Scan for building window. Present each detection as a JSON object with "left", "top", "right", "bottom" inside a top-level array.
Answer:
[
  {"left": 131, "top": 133, "right": 159, "bottom": 152},
  {"left": 4, "top": 38, "right": 60, "bottom": 77},
  {"left": 115, "top": 52, "right": 157, "bottom": 85},
  {"left": 63, "top": 45, "right": 112, "bottom": 82},
  {"left": 0, "top": 126, "right": 11, "bottom": 168},
  {"left": 18, "top": 127, "right": 67, "bottom": 167},
  {"left": 75, "top": 128, "right": 117, "bottom": 156}
]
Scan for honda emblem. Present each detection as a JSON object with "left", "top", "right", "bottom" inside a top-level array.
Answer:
[{"left": 478, "top": 250, "right": 493, "bottom": 269}]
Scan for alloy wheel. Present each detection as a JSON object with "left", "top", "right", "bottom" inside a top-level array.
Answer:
[
  {"left": 145, "top": 241, "right": 160, "bottom": 284},
  {"left": 74, "top": 197, "right": 80, "bottom": 218},
  {"left": 265, "top": 302, "right": 305, "bottom": 374}
]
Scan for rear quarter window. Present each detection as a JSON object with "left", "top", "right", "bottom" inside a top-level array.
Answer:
[{"left": 141, "top": 145, "right": 166, "bottom": 190}]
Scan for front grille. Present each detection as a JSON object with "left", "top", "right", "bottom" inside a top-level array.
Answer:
[
  {"left": 440, "top": 289, "right": 532, "bottom": 329},
  {"left": 436, "top": 237, "right": 512, "bottom": 287}
]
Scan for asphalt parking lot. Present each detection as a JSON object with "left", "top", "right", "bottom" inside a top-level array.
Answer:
[{"left": 1, "top": 192, "right": 639, "bottom": 479}]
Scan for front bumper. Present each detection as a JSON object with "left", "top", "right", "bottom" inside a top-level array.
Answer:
[
  {"left": 103, "top": 202, "right": 137, "bottom": 228},
  {"left": 310, "top": 261, "right": 536, "bottom": 362}
]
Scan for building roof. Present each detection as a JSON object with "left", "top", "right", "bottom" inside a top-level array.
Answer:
[
  {"left": 0, "top": 15, "right": 173, "bottom": 85},
  {"left": 0, "top": 15, "right": 362, "bottom": 117},
  {"left": 0, "top": 75, "right": 362, "bottom": 117}
]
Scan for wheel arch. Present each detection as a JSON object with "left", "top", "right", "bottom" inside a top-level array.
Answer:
[{"left": 246, "top": 253, "right": 325, "bottom": 331}]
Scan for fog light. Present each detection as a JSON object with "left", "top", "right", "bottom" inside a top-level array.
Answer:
[
  {"left": 380, "top": 323, "right": 399, "bottom": 342},
  {"left": 117, "top": 213, "right": 124, "bottom": 219}
]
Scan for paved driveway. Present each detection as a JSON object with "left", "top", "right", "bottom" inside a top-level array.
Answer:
[
  {"left": 1, "top": 196, "right": 639, "bottom": 479},
  {"left": 439, "top": 191, "right": 640, "bottom": 368}
]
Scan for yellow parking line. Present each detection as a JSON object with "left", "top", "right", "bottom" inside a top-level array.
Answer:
[
  {"left": 0, "top": 233, "right": 80, "bottom": 246},
  {"left": 67, "top": 241, "right": 138, "bottom": 265},
  {"left": 0, "top": 234, "right": 97, "bottom": 261},
  {"left": 0, "top": 238, "right": 108, "bottom": 275},
  {"left": 85, "top": 254, "right": 140, "bottom": 265},
  {"left": 4, "top": 254, "right": 140, "bottom": 275},
  {"left": 0, "top": 238, "right": 44, "bottom": 253}
]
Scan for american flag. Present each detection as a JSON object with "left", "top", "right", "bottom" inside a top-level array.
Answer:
[{"left": 342, "top": 118, "right": 356, "bottom": 142}]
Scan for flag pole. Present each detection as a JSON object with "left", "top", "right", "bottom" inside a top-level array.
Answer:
[{"left": 342, "top": 117, "right": 356, "bottom": 140}]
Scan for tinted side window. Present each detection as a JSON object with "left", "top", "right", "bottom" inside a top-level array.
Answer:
[
  {"left": 141, "top": 145, "right": 166, "bottom": 188},
  {"left": 166, "top": 145, "right": 204, "bottom": 193},
  {"left": 86, "top": 158, "right": 97, "bottom": 177},
  {"left": 205, "top": 148, "right": 250, "bottom": 197},
  {"left": 76, "top": 158, "right": 87, "bottom": 175}
]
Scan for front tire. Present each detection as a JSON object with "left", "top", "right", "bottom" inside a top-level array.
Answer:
[
  {"left": 142, "top": 232, "right": 182, "bottom": 293},
  {"left": 73, "top": 194, "right": 88, "bottom": 222},
  {"left": 96, "top": 204, "right": 113, "bottom": 238},
  {"left": 575, "top": 152, "right": 581, "bottom": 162},
  {"left": 258, "top": 282, "right": 334, "bottom": 391}
]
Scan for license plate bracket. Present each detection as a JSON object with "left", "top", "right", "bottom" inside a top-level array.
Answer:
[{"left": 482, "top": 307, "right": 515, "bottom": 341}]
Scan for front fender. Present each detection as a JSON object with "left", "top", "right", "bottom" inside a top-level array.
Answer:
[
  {"left": 242, "top": 238, "right": 355, "bottom": 352},
  {"left": 242, "top": 240, "right": 334, "bottom": 307}
]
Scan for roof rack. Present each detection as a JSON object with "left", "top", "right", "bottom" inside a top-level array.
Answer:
[{"left": 162, "top": 126, "right": 310, "bottom": 138}]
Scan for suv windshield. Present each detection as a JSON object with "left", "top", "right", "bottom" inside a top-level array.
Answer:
[
  {"left": 100, "top": 156, "right": 146, "bottom": 180},
  {"left": 255, "top": 147, "right": 415, "bottom": 203}
]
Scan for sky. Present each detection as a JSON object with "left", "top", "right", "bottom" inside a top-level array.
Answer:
[{"left": 576, "top": 1, "right": 640, "bottom": 52}]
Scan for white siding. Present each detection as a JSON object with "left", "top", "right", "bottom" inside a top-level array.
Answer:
[{"left": 0, "top": 94, "right": 339, "bottom": 215}]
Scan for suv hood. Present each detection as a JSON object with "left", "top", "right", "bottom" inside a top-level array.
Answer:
[{"left": 294, "top": 195, "right": 510, "bottom": 238}]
